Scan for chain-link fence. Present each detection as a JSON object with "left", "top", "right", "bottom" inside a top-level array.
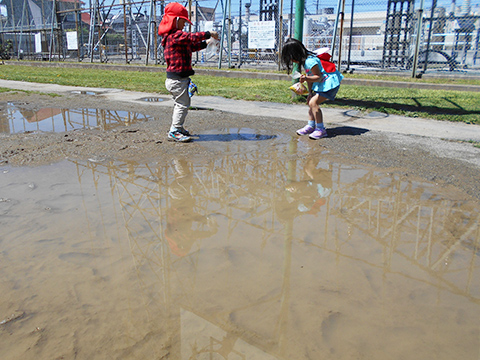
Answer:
[{"left": 1, "top": 0, "right": 479, "bottom": 76}]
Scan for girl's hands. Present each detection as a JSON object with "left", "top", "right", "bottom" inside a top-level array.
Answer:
[{"left": 299, "top": 74, "right": 307, "bottom": 83}]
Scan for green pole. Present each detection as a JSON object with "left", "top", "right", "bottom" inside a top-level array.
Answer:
[
  {"left": 294, "top": 0, "right": 304, "bottom": 41},
  {"left": 292, "top": 0, "right": 304, "bottom": 81}
]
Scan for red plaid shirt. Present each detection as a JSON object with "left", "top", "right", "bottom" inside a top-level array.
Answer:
[{"left": 162, "top": 29, "right": 210, "bottom": 78}]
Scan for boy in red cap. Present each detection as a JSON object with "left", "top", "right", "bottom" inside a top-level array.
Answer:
[{"left": 159, "top": 2, "right": 219, "bottom": 142}]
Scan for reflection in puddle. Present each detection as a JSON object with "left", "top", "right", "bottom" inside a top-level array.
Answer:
[
  {"left": 0, "top": 103, "right": 153, "bottom": 133},
  {"left": 138, "top": 97, "right": 165, "bottom": 102},
  {"left": 0, "top": 139, "right": 479, "bottom": 359},
  {"left": 197, "top": 127, "right": 279, "bottom": 142},
  {"left": 71, "top": 90, "right": 98, "bottom": 96}
]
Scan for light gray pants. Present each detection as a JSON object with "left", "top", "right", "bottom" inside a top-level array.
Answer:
[{"left": 165, "top": 77, "right": 191, "bottom": 131}]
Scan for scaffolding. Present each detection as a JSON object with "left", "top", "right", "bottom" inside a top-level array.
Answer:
[
  {"left": 0, "top": 0, "right": 163, "bottom": 63},
  {"left": 1, "top": 0, "right": 479, "bottom": 73}
]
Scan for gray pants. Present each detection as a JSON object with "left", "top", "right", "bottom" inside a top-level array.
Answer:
[{"left": 165, "top": 77, "right": 191, "bottom": 131}]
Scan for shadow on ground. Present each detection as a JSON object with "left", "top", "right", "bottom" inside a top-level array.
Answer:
[
  {"left": 335, "top": 97, "right": 480, "bottom": 122},
  {"left": 327, "top": 126, "right": 369, "bottom": 138},
  {"left": 193, "top": 133, "right": 277, "bottom": 142}
]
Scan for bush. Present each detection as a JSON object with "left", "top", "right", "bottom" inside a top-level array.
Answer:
[{"left": 0, "top": 40, "right": 13, "bottom": 60}]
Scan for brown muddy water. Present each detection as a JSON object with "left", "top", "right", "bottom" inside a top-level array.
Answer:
[{"left": 0, "top": 129, "right": 479, "bottom": 360}]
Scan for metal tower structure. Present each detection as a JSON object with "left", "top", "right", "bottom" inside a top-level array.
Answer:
[{"left": 382, "top": 0, "right": 416, "bottom": 68}]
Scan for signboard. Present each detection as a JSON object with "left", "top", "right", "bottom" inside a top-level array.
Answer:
[
  {"left": 204, "top": 21, "right": 214, "bottom": 31},
  {"left": 35, "top": 33, "right": 42, "bottom": 53},
  {"left": 248, "top": 21, "right": 275, "bottom": 49},
  {"left": 66, "top": 32, "right": 78, "bottom": 50}
]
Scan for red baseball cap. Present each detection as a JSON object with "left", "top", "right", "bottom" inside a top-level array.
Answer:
[
  {"left": 158, "top": 2, "right": 192, "bottom": 36},
  {"left": 166, "top": 2, "right": 192, "bottom": 24}
]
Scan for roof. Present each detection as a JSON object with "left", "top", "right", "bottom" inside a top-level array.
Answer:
[{"left": 81, "top": 12, "right": 90, "bottom": 25}]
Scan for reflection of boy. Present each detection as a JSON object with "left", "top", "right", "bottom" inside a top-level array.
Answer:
[
  {"left": 165, "top": 160, "right": 218, "bottom": 257},
  {"left": 285, "top": 159, "right": 332, "bottom": 214}
]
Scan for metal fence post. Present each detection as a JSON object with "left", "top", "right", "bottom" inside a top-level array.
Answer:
[
  {"left": 412, "top": 0, "right": 425, "bottom": 77},
  {"left": 277, "top": 0, "right": 284, "bottom": 71},
  {"left": 218, "top": 0, "right": 228, "bottom": 69},
  {"left": 331, "top": 0, "right": 343, "bottom": 56},
  {"left": 294, "top": 0, "right": 304, "bottom": 41},
  {"left": 292, "top": 0, "right": 305, "bottom": 75}
]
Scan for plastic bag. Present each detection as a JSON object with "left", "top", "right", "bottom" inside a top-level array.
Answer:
[
  {"left": 291, "top": 71, "right": 302, "bottom": 80},
  {"left": 205, "top": 39, "right": 219, "bottom": 60},
  {"left": 289, "top": 82, "right": 309, "bottom": 96}
]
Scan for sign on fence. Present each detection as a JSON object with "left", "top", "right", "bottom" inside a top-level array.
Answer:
[
  {"left": 66, "top": 32, "right": 78, "bottom": 50},
  {"left": 35, "top": 33, "right": 42, "bottom": 53},
  {"left": 248, "top": 21, "right": 275, "bottom": 49}
]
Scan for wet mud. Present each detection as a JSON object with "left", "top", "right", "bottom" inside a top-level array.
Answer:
[
  {"left": 0, "top": 90, "right": 479, "bottom": 200},
  {"left": 0, "top": 89, "right": 479, "bottom": 359}
]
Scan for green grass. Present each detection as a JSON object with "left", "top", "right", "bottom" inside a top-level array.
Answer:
[
  {"left": 0, "top": 86, "right": 61, "bottom": 97},
  {"left": 1, "top": 64, "right": 479, "bottom": 124},
  {"left": 465, "top": 140, "right": 480, "bottom": 148},
  {"left": 344, "top": 73, "right": 480, "bottom": 86}
]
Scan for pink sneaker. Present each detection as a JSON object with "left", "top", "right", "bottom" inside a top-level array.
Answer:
[
  {"left": 309, "top": 128, "right": 327, "bottom": 140},
  {"left": 296, "top": 125, "right": 315, "bottom": 136}
]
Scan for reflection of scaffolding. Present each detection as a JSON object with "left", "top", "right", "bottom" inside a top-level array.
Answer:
[
  {"left": 70, "top": 149, "right": 480, "bottom": 356},
  {"left": 0, "top": 104, "right": 152, "bottom": 133},
  {"left": 329, "top": 169, "right": 480, "bottom": 303},
  {"left": 71, "top": 152, "right": 293, "bottom": 359}
]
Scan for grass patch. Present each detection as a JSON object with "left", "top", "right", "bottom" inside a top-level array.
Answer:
[
  {"left": 344, "top": 73, "right": 480, "bottom": 86},
  {"left": 336, "top": 86, "right": 480, "bottom": 124},
  {"left": 465, "top": 140, "right": 480, "bottom": 148},
  {"left": 0, "top": 86, "right": 60, "bottom": 97},
  {"left": 0, "top": 87, "right": 17, "bottom": 93},
  {"left": 1, "top": 64, "right": 479, "bottom": 124}
]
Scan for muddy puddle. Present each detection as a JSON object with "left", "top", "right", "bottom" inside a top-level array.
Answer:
[
  {"left": 0, "top": 103, "right": 153, "bottom": 133},
  {"left": 0, "top": 133, "right": 479, "bottom": 360}
]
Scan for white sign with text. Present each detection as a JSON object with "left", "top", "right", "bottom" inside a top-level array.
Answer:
[
  {"left": 248, "top": 21, "right": 275, "bottom": 49},
  {"left": 66, "top": 32, "right": 78, "bottom": 50}
]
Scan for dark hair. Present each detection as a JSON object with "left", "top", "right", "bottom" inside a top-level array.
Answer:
[{"left": 280, "top": 38, "right": 315, "bottom": 74}]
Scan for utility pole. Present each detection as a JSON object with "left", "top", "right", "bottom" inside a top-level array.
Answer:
[
  {"left": 292, "top": 0, "right": 305, "bottom": 75},
  {"left": 294, "top": 0, "right": 304, "bottom": 41}
]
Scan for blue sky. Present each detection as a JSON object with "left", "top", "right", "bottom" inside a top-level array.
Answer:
[
  {"left": 2, "top": 0, "right": 475, "bottom": 19},
  {"left": 102, "top": 0, "right": 475, "bottom": 17}
]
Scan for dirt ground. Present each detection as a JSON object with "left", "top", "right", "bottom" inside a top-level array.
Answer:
[{"left": 1, "top": 90, "right": 480, "bottom": 201}]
